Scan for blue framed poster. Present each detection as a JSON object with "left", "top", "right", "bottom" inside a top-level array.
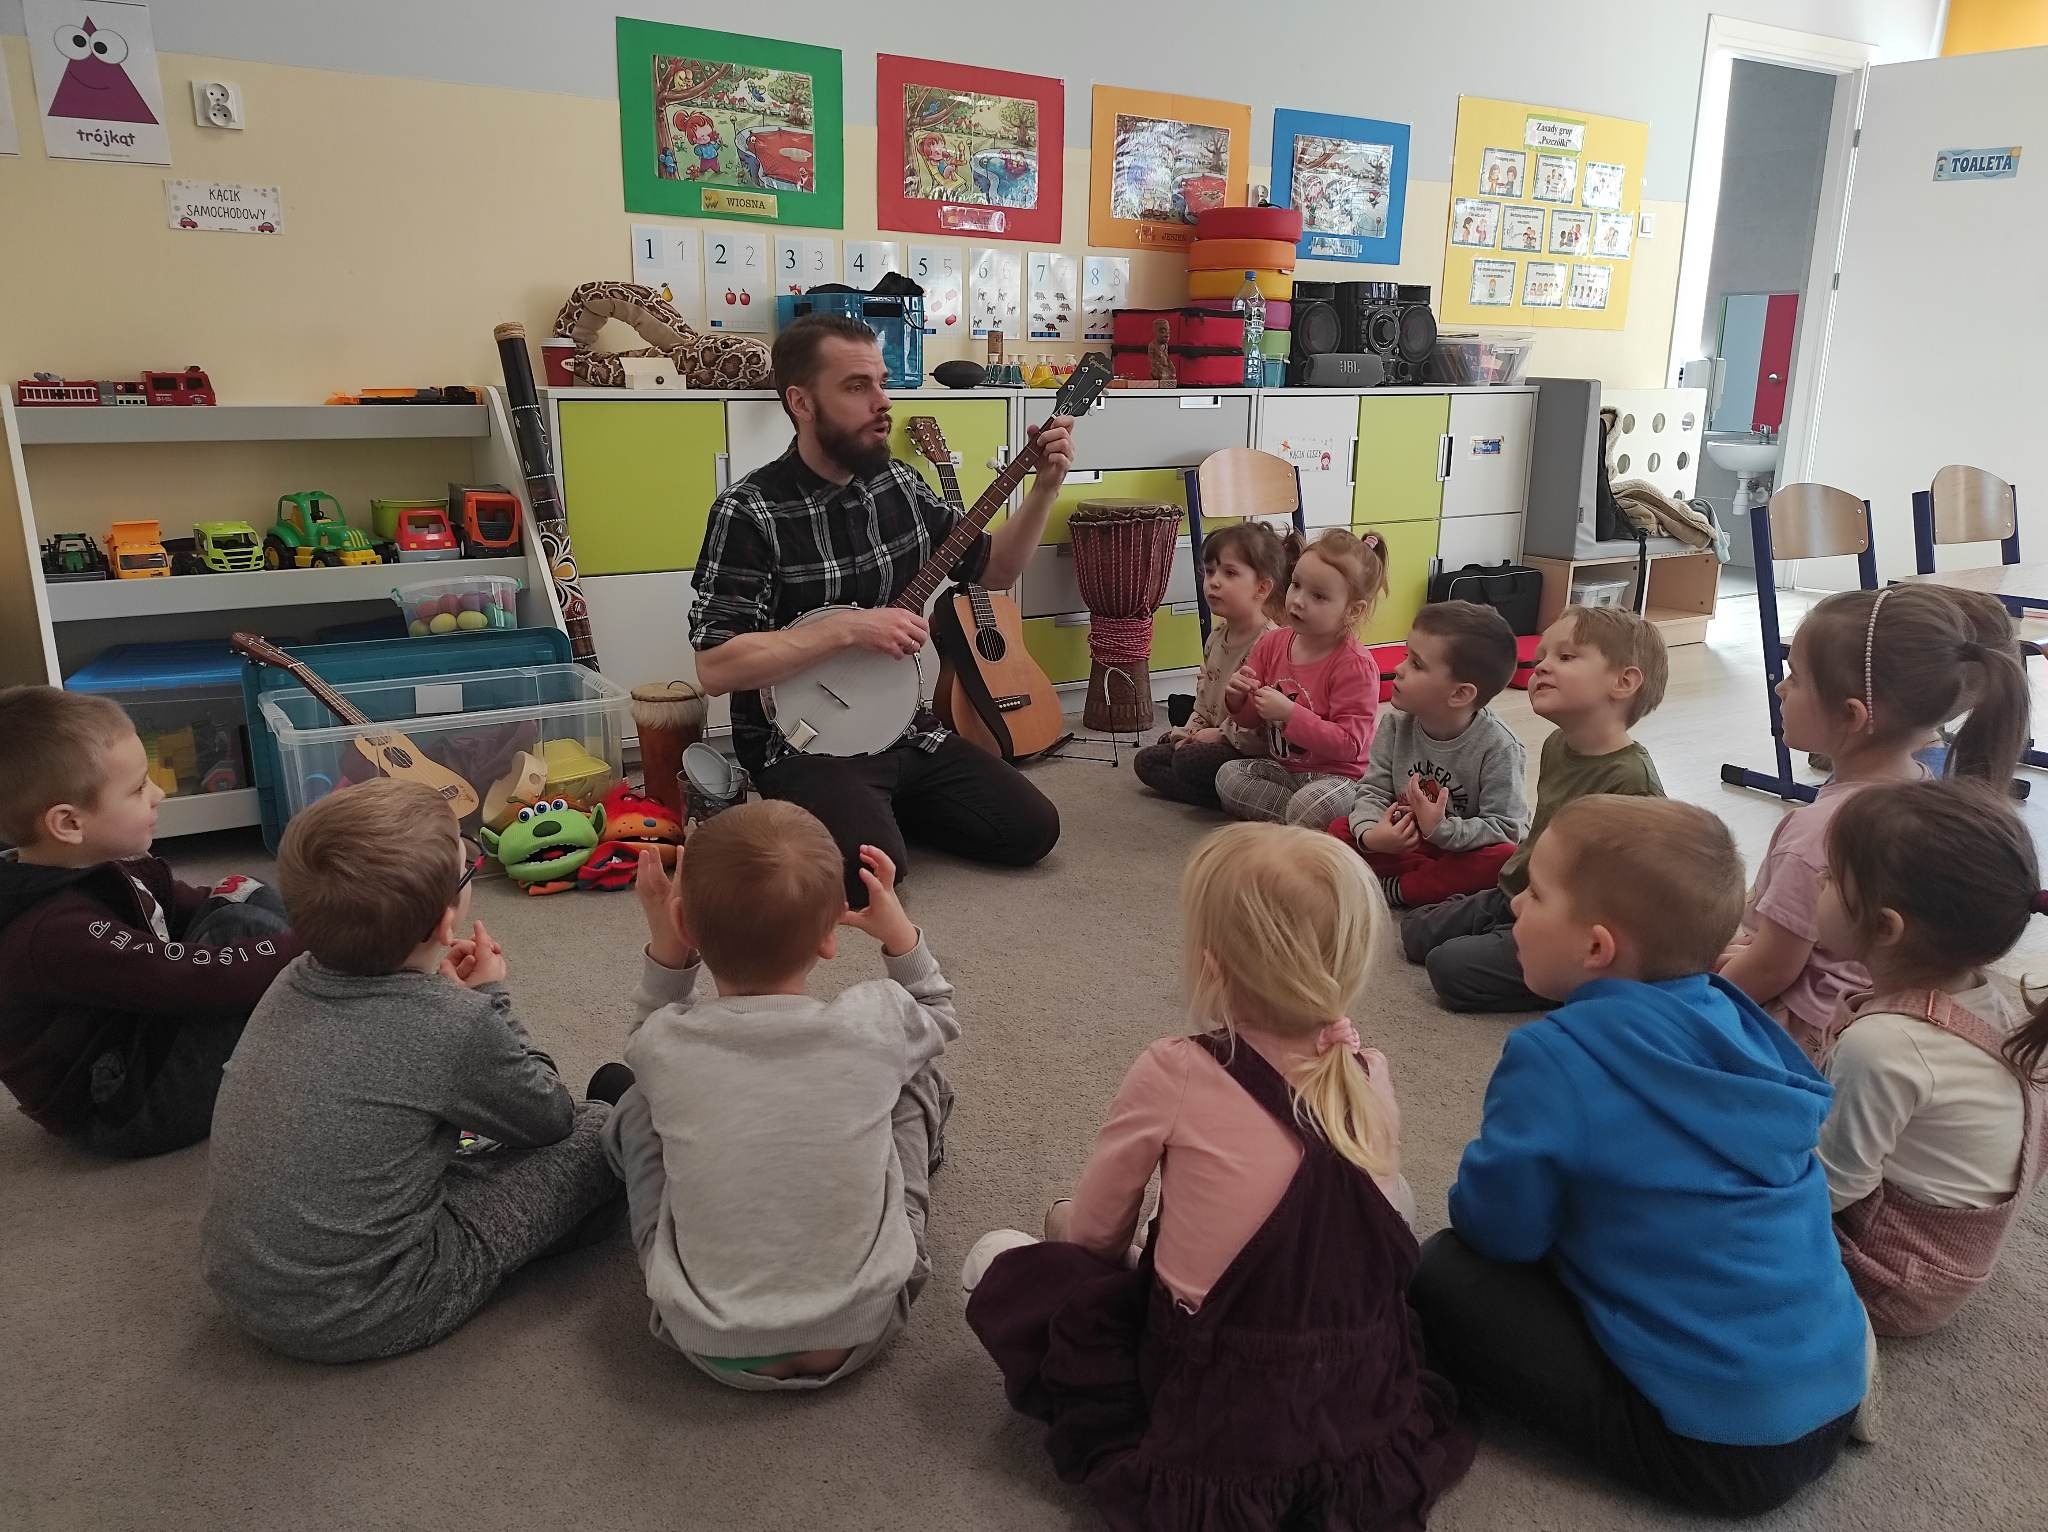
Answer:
[{"left": 1269, "top": 107, "right": 1410, "bottom": 264}]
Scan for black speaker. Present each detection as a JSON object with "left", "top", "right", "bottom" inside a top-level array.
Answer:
[
  {"left": 1338, "top": 282, "right": 1437, "bottom": 384},
  {"left": 1287, "top": 280, "right": 1343, "bottom": 383}
]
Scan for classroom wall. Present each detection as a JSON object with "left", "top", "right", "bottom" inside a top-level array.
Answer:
[{"left": 1942, "top": 0, "right": 2048, "bottom": 54}]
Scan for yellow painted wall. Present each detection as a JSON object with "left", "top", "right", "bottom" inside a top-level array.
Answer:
[
  {"left": 0, "top": 38, "right": 1684, "bottom": 682},
  {"left": 1943, "top": 0, "right": 2048, "bottom": 54}
]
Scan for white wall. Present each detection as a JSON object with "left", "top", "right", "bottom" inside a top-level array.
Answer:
[{"left": 0, "top": 0, "right": 1940, "bottom": 195}]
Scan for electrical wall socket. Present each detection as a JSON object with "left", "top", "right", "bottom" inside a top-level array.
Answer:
[
  {"left": 191, "top": 80, "right": 245, "bottom": 130},
  {"left": 1639, "top": 210, "right": 1658, "bottom": 237}
]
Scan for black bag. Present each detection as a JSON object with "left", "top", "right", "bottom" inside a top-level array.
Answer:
[{"left": 1428, "top": 561, "right": 1543, "bottom": 636}]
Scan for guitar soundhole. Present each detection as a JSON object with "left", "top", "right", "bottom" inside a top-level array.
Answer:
[
  {"left": 382, "top": 746, "right": 415, "bottom": 769},
  {"left": 975, "top": 629, "right": 1007, "bottom": 664}
]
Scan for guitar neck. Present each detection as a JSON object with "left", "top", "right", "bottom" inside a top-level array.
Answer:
[{"left": 892, "top": 435, "right": 1046, "bottom": 611}]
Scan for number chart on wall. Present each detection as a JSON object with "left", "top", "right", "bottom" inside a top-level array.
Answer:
[
  {"left": 704, "top": 230, "right": 770, "bottom": 329},
  {"left": 1439, "top": 96, "right": 1648, "bottom": 332}
]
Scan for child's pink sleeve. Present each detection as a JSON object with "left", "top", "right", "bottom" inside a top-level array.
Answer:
[
  {"left": 1065, "top": 1041, "right": 1186, "bottom": 1260},
  {"left": 1280, "top": 645, "right": 1379, "bottom": 766},
  {"left": 1226, "top": 629, "right": 1280, "bottom": 727}
]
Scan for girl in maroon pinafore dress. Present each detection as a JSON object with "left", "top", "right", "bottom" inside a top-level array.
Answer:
[
  {"left": 1815, "top": 781, "right": 2048, "bottom": 1336},
  {"left": 964, "top": 824, "right": 1475, "bottom": 1530}
]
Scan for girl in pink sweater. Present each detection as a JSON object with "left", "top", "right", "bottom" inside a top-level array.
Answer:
[
  {"left": 1217, "top": 528, "right": 1387, "bottom": 828},
  {"left": 964, "top": 824, "right": 1471, "bottom": 1528}
]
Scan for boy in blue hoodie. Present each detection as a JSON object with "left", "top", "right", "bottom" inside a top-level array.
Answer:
[{"left": 1411, "top": 795, "right": 1869, "bottom": 1517}]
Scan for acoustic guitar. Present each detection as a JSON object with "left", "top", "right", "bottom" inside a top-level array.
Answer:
[
  {"left": 906, "top": 416, "right": 1068, "bottom": 761},
  {"left": 230, "top": 632, "right": 482, "bottom": 817},
  {"left": 764, "top": 354, "right": 1111, "bottom": 757}
]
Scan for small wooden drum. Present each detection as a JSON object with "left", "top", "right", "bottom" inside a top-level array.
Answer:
[
  {"left": 1067, "top": 499, "right": 1185, "bottom": 733},
  {"left": 630, "top": 680, "right": 707, "bottom": 816}
]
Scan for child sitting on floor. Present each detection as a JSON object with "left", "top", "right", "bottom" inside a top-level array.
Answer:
[
  {"left": 1216, "top": 528, "right": 1387, "bottom": 828},
  {"left": 202, "top": 779, "right": 621, "bottom": 1363},
  {"left": 1719, "top": 585, "right": 2026, "bottom": 1056},
  {"left": 1815, "top": 778, "right": 2048, "bottom": 1336},
  {"left": 1338, "top": 599, "right": 1529, "bottom": 910},
  {"left": 964, "top": 823, "right": 1474, "bottom": 1529},
  {"left": 1131, "top": 521, "right": 1288, "bottom": 809},
  {"left": 1403, "top": 605, "right": 1666, "bottom": 1012},
  {"left": 0, "top": 686, "right": 298, "bottom": 1157},
  {"left": 1411, "top": 796, "right": 1869, "bottom": 1519},
  {"left": 603, "top": 800, "right": 958, "bottom": 1389}
]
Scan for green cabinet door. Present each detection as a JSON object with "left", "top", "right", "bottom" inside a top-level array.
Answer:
[
  {"left": 558, "top": 400, "right": 727, "bottom": 575},
  {"left": 887, "top": 400, "right": 1011, "bottom": 532},
  {"left": 1039, "top": 468, "right": 1189, "bottom": 545},
  {"left": 1357, "top": 516, "right": 1440, "bottom": 645},
  {"left": 1351, "top": 394, "right": 1449, "bottom": 526}
]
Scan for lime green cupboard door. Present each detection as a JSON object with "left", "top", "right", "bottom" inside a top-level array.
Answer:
[
  {"left": 1039, "top": 469, "right": 1189, "bottom": 545},
  {"left": 558, "top": 401, "right": 727, "bottom": 575},
  {"left": 888, "top": 400, "right": 1010, "bottom": 532},
  {"left": 1351, "top": 394, "right": 1449, "bottom": 526},
  {"left": 1355, "top": 516, "right": 1439, "bottom": 645}
]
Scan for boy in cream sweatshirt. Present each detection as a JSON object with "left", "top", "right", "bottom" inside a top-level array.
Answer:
[{"left": 602, "top": 799, "right": 957, "bottom": 1389}]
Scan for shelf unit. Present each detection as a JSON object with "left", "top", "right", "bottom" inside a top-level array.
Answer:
[
  {"left": 3, "top": 391, "right": 561, "bottom": 838},
  {"left": 1526, "top": 548, "right": 1721, "bottom": 646}
]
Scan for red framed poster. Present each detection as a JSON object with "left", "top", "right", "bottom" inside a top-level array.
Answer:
[{"left": 875, "top": 54, "right": 1063, "bottom": 243}]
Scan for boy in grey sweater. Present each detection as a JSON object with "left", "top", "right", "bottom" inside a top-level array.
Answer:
[
  {"left": 201, "top": 779, "right": 621, "bottom": 1363},
  {"left": 1341, "top": 601, "right": 1531, "bottom": 909},
  {"left": 602, "top": 799, "right": 957, "bottom": 1390}
]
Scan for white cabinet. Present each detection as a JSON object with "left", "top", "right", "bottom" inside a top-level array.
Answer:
[
  {"left": 1436, "top": 513, "right": 1524, "bottom": 569},
  {"left": 1441, "top": 391, "right": 1534, "bottom": 520},
  {"left": 1255, "top": 393, "right": 1359, "bottom": 529},
  {"left": 582, "top": 570, "right": 731, "bottom": 737},
  {"left": 1071, "top": 392, "right": 1256, "bottom": 472},
  {"left": 725, "top": 398, "right": 792, "bottom": 480},
  {"left": 1018, "top": 538, "right": 1201, "bottom": 619}
]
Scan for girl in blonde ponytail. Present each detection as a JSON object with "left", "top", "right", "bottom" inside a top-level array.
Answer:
[{"left": 962, "top": 823, "right": 1472, "bottom": 1527}]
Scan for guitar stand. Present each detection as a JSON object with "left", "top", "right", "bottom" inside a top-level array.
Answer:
[{"left": 1042, "top": 667, "right": 1144, "bottom": 767}]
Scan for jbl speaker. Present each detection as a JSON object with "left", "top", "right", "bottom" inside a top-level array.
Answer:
[
  {"left": 1339, "top": 282, "right": 1437, "bottom": 384},
  {"left": 1288, "top": 280, "right": 1343, "bottom": 383}
]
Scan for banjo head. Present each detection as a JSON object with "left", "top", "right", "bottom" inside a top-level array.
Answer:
[{"left": 768, "top": 606, "right": 924, "bottom": 757}]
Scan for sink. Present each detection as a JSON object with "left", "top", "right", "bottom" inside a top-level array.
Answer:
[{"left": 1706, "top": 438, "right": 1782, "bottom": 474}]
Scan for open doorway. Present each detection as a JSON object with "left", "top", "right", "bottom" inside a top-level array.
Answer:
[{"left": 1667, "top": 18, "right": 1880, "bottom": 598}]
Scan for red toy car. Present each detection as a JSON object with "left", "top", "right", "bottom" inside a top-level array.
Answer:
[
  {"left": 393, "top": 504, "right": 461, "bottom": 563},
  {"left": 143, "top": 367, "right": 217, "bottom": 406}
]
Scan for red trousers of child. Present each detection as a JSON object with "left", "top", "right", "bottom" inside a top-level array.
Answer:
[{"left": 1327, "top": 820, "right": 1517, "bottom": 908}]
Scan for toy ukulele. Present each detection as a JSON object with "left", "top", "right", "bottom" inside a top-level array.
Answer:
[
  {"left": 230, "top": 632, "right": 480, "bottom": 817},
  {"left": 909, "top": 416, "right": 1067, "bottom": 762}
]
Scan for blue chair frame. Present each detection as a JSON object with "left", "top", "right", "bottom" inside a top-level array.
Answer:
[
  {"left": 1719, "top": 488, "right": 1878, "bottom": 804},
  {"left": 1183, "top": 459, "right": 1308, "bottom": 642}
]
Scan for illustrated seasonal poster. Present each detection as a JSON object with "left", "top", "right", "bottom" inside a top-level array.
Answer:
[
  {"left": 616, "top": 18, "right": 843, "bottom": 229},
  {"left": 1089, "top": 84, "right": 1250, "bottom": 251},
  {"left": 875, "top": 55, "right": 1062, "bottom": 244},
  {"left": 24, "top": 0, "right": 170, "bottom": 165},
  {"left": 1269, "top": 107, "right": 1409, "bottom": 265},
  {"left": 1439, "top": 96, "right": 1648, "bottom": 332}
]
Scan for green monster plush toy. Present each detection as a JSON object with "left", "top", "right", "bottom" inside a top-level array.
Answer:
[{"left": 479, "top": 797, "right": 601, "bottom": 896}]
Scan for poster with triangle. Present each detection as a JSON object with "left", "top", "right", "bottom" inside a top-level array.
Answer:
[{"left": 25, "top": 0, "right": 171, "bottom": 165}]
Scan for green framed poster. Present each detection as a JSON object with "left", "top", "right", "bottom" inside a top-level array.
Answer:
[{"left": 616, "top": 18, "right": 843, "bottom": 229}]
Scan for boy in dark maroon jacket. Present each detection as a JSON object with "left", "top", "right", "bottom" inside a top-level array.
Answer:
[{"left": 0, "top": 687, "right": 300, "bottom": 1156}]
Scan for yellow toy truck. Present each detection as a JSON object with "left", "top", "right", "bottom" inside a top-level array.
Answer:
[{"left": 108, "top": 520, "right": 171, "bottom": 579}]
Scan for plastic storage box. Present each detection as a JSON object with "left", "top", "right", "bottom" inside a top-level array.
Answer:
[
  {"left": 257, "top": 660, "right": 632, "bottom": 836},
  {"left": 775, "top": 292, "right": 924, "bottom": 387},
  {"left": 65, "top": 641, "right": 252, "bottom": 797},
  {"left": 1428, "top": 332, "right": 1536, "bottom": 386},
  {"left": 392, "top": 572, "right": 522, "bottom": 636},
  {"left": 1569, "top": 575, "right": 1632, "bottom": 609}
]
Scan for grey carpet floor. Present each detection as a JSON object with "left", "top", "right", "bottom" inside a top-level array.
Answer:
[{"left": 7, "top": 621, "right": 2048, "bottom": 1531}]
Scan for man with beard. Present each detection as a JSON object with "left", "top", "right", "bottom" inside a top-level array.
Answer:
[{"left": 690, "top": 315, "right": 1074, "bottom": 900}]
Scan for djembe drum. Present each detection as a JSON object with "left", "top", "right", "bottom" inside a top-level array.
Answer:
[
  {"left": 630, "top": 681, "right": 708, "bottom": 817},
  {"left": 1067, "top": 499, "right": 1186, "bottom": 733}
]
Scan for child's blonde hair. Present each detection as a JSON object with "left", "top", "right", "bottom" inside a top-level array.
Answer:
[
  {"left": 1182, "top": 822, "right": 1394, "bottom": 1176},
  {"left": 0, "top": 686, "right": 135, "bottom": 845},
  {"left": 1298, "top": 528, "right": 1390, "bottom": 627},
  {"left": 1562, "top": 605, "right": 1669, "bottom": 724}
]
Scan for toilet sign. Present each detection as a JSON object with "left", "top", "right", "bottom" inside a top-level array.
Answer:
[{"left": 1934, "top": 146, "right": 2021, "bottom": 182}]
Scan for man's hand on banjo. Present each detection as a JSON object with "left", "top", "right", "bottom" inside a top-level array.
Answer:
[{"left": 838, "top": 607, "right": 929, "bottom": 658}]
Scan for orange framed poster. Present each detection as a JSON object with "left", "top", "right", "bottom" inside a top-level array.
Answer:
[{"left": 1088, "top": 84, "right": 1250, "bottom": 251}]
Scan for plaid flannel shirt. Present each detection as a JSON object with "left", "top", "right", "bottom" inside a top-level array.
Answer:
[{"left": 689, "top": 444, "right": 992, "bottom": 772}]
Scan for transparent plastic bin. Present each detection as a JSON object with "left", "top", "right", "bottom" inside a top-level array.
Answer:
[
  {"left": 1569, "top": 576, "right": 1632, "bottom": 610},
  {"left": 65, "top": 642, "right": 251, "bottom": 798},
  {"left": 1428, "top": 332, "right": 1535, "bottom": 386},
  {"left": 392, "top": 572, "right": 522, "bottom": 636},
  {"left": 257, "top": 662, "right": 632, "bottom": 831}
]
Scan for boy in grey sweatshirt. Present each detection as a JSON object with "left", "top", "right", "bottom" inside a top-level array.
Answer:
[
  {"left": 1341, "top": 601, "right": 1531, "bottom": 909},
  {"left": 201, "top": 779, "right": 621, "bottom": 1363},
  {"left": 602, "top": 799, "right": 957, "bottom": 1390}
]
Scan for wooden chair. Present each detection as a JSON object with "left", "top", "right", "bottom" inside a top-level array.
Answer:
[
  {"left": 1720, "top": 482, "right": 1877, "bottom": 804},
  {"left": 1183, "top": 448, "right": 1307, "bottom": 640}
]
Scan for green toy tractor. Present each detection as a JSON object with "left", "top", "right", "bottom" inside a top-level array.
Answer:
[
  {"left": 172, "top": 520, "right": 263, "bottom": 575},
  {"left": 264, "top": 492, "right": 395, "bottom": 570}
]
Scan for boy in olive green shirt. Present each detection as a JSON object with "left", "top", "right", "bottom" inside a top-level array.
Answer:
[{"left": 1403, "top": 607, "right": 1667, "bottom": 1011}]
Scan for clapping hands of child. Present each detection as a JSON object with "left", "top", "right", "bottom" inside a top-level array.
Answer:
[
  {"left": 1401, "top": 774, "right": 1447, "bottom": 837},
  {"left": 838, "top": 844, "right": 919, "bottom": 957},
  {"left": 440, "top": 919, "right": 508, "bottom": 988},
  {"left": 635, "top": 845, "right": 696, "bottom": 970},
  {"left": 1224, "top": 664, "right": 1260, "bottom": 711}
]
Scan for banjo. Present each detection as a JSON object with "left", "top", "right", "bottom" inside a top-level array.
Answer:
[{"left": 766, "top": 353, "right": 1111, "bottom": 757}]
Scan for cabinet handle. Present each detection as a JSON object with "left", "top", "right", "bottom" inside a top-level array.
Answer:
[
  {"left": 1436, "top": 434, "right": 1452, "bottom": 482},
  {"left": 1347, "top": 439, "right": 1358, "bottom": 486},
  {"left": 714, "top": 453, "right": 731, "bottom": 492},
  {"left": 1178, "top": 395, "right": 1223, "bottom": 410},
  {"left": 1053, "top": 612, "right": 1091, "bottom": 627}
]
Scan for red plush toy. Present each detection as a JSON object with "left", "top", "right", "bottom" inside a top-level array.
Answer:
[{"left": 576, "top": 782, "right": 686, "bottom": 892}]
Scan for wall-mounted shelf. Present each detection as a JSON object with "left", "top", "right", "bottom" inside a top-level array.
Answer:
[
  {"left": 10, "top": 404, "right": 490, "bottom": 446},
  {"left": 44, "top": 555, "right": 529, "bottom": 622}
]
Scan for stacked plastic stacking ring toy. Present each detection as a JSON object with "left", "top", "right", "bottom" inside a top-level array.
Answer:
[
  {"left": 1067, "top": 499, "right": 1186, "bottom": 733},
  {"left": 1187, "top": 206, "right": 1305, "bottom": 385}
]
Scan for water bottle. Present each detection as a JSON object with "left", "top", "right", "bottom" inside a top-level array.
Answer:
[{"left": 1234, "top": 269, "right": 1265, "bottom": 387}]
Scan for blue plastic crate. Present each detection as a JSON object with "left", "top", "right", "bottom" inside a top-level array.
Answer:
[{"left": 775, "top": 291, "right": 925, "bottom": 387}]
